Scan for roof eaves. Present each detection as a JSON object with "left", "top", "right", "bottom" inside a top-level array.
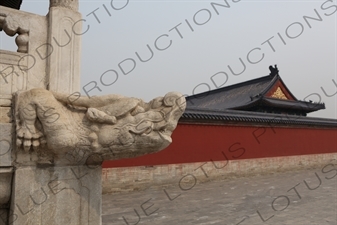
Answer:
[
  {"left": 262, "top": 97, "right": 325, "bottom": 112},
  {"left": 181, "top": 108, "right": 337, "bottom": 127}
]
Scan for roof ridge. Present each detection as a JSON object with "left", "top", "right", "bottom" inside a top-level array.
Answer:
[
  {"left": 259, "top": 74, "right": 280, "bottom": 97},
  {"left": 186, "top": 74, "right": 274, "bottom": 100}
]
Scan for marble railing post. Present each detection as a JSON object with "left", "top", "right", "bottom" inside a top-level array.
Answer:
[{"left": 46, "top": 0, "right": 82, "bottom": 94}]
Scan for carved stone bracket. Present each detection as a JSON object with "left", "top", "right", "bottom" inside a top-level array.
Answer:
[
  {"left": 0, "top": 11, "right": 30, "bottom": 53},
  {"left": 14, "top": 89, "right": 186, "bottom": 166}
]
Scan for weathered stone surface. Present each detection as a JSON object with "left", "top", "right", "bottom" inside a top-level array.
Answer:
[
  {"left": 1, "top": 1, "right": 186, "bottom": 225},
  {"left": 0, "top": 51, "right": 28, "bottom": 97},
  {"left": 10, "top": 87, "right": 185, "bottom": 225},
  {"left": 0, "top": 209, "right": 9, "bottom": 225},
  {"left": 14, "top": 88, "right": 186, "bottom": 166},
  {"left": 49, "top": 0, "right": 79, "bottom": 11},
  {"left": 0, "top": 167, "right": 13, "bottom": 208},
  {"left": 0, "top": 98, "right": 11, "bottom": 107},
  {"left": 47, "top": 2, "right": 82, "bottom": 94},
  {"left": 0, "top": 123, "right": 12, "bottom": 167},
  {"left": 0, "top": 107, "right": 11, "bottom": 123},
  {"left": 10, "top": 166, "right": 102, "bottom": 225},
  {"left": 0, "top": 7, "right": 48, "bottom": 92},
  {"left": 0, "top": 12, "right": 29, "bottom": 53}
]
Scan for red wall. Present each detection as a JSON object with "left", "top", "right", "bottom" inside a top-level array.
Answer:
[{"left": 103, "top": 124, "right": 337, "bottom": 168}]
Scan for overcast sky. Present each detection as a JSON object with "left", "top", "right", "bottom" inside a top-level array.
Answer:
[{"left": 1, "top": 0, "right": 336, "bottom": 119}]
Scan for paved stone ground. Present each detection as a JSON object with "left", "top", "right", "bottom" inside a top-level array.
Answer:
[{"left": 102, "top": 165, "right": 337, "bottom": 225}]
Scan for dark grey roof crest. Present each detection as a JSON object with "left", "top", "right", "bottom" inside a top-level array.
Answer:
[{"left": 269, "top": 64, "right": 279, "bottom": 76}]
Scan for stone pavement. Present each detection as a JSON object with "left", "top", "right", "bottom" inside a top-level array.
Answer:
[{"left": 102, "top": 164, "right": 337, "bottom": 225}]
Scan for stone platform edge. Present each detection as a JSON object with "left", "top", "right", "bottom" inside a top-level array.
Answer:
[{"left": 102, "top": 153, "right": 337, "bottom": 194}]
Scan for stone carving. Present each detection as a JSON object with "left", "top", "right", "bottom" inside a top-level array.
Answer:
[
  {"left": 14, "top": 88, "right": 186, "bottom": 166},
  {"left": 0, "top": 11, "right": 30, "bottom": 53},
  {"left": 49, "top": 0, "right": 79, "bottom": 11}
]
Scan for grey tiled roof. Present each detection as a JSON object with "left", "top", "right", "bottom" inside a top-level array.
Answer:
[
  {"left": 186, "top": 74, "right": 277, "bottom": 110},
  {"left": 186, "top": 73, "right": 324, "bottom": 113},
  {"left": 182, "top": 71, "right": 331, "bottom": 126}
]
